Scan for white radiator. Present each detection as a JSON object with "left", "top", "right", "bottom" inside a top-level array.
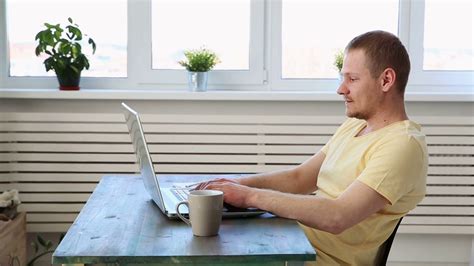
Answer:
[{"left": 0, "top": 112, "right": 472, "bottom": 233}]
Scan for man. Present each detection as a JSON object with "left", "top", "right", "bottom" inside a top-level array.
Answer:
[{"left": 198, "top": 31, "right": 428, "bottom": 265}]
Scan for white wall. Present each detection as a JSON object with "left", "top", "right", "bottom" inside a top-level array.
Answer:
[{"left": 3, "top": 97, "right": 473, "bottom": 266}]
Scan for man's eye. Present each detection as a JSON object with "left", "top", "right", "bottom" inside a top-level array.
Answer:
[{"left": 350, "top": 78, "right": 357, "bottom": 82}]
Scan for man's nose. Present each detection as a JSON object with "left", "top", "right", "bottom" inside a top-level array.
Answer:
[{"left": 337, "top": 81, "right": 347, "bottom": 95}]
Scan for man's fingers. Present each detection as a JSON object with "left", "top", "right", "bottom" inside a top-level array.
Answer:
[
  {"left": 203, "top": 182, "right": 226, "bottom": 190},
  {"left": 195, "top": 182, "right": 209, "bottom": 190},
  {"left": 195, "top": 178, "right": 236, "bottom": 190}
]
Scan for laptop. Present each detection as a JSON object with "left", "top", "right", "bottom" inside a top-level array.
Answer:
[{"left": 121, "top": 102, "right": 266, "bottom": 219}]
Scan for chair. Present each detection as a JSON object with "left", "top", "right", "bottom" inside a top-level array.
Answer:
[{"left": 374, "top": 217, "right": 403, "bottom": 265}]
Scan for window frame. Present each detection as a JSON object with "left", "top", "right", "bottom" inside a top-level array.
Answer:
[
  {"left": 268, "top": 0, "right": 410, "bottom": 92},
  {"left": 131, "top": 0, "right": 266, "bottom": 88},
  {"left": 0, "top": 0, "right": 265, "bottom": 90},
  {"left": 268, "top": 0, "right": 339, "bottom": 91},
  {"left": 268, "top": 0, "right": 472, "bottom": 93},
  {"left": 0, "top": 0, "right": 472, "bottom": 93},
  {"left": 407, "top": 0, "right": 473, "bottom": 88},
  {"left": 0, "top": 0, "right": 130, "bottom": 89}
]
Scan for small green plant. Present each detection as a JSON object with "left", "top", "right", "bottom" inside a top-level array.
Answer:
[
  {"left": 333, "top": 50, "right": 344, "bottom": 73},
  {"left": 34, "top": 17, "right": 96, "bottom": 86},
  {"left": 178, "top": 47, "right": 220, "bottom": 72},
  {"left": 27, "top": 234, "right": 64, "bottom": 266}
]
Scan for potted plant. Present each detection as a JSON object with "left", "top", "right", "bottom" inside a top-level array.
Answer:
[
  {"left": 27, "top": 234, "right": 64, "bottom": 266},
  {"left": 178, "top": 47, "right": 220, "bottom": 92},
  {"left": 333, "top": 50, "right": 344, "bottom": 81},
  {"left": 35, "top": 17, "right": 96, "bottom": 91}
]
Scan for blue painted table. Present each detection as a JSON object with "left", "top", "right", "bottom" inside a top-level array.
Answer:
[{"left": 52, "top": 175, "right": 316, "bottom": 265}]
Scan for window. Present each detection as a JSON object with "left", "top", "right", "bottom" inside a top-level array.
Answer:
[
  {"left": 6, "top": 0, "right": 127, "bottom": 78},
  {"left": 1, "top": 0, "right": 472, "bottom": 92},
  {"left": 140, "top": 0, "right": 264, "bottom": 86},
  {"left": 408, "top": 0, "right": 473, "bottom": 88},
  {"left": 281, "top": 0, "right": 399, "bottom": 79},
  {"left": 423, "top": 0, "right": 473, "bottom": 71},
  {"left": 152, "top": 0, "right": 250, "bottom": 70}
]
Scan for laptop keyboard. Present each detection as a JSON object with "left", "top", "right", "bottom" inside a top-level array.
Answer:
[{"left": 171, "top": 188, "right": 191, "bottom": 201}]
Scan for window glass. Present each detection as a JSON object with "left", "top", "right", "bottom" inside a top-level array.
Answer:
[
  {"left": 423, "top": 0, "right": 473, "bottom": 70},
  {"left": 6, "top": 0, "right": 127, "bottom": 77},
  {"left": 282, "top": 0, "right": 399, "bottom": 79},
  {"left": 151, "top": 0, "right": 250, "bottom": 70}
]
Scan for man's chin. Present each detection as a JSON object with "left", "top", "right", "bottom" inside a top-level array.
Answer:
[
  {"left": 345, "top": 110, "right": 355, "bottom": 118},
  {"left": 346, "top": 111, "right": 364, "bottom": 120}
]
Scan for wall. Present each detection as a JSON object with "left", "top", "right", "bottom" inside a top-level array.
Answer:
[{"left": 2, "top": 97, "right": 473, "bottom": 266}]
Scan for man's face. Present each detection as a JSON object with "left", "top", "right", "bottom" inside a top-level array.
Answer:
[{"left": 337, "top": 49, "right": 382, "bottom": 120}]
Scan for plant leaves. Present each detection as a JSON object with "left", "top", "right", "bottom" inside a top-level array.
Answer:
[
  {"left": 37, "top": 235, "right": 47, "bottom": 247},
  {"left": 43, "top": 31, "right": 54, "bottom": 46},
  {"left": 88, "top": 38, "right": 96, "bottom": 54},
  {"left": 66, "top": 25, "right": 82, "bottom": 41},
  {"left": 70, "top": 65, "right": 80, "bottom": 74},
  {"left": 54, "top": 29, "right": 62, "bottom": 41},
  {"left": 59, "top": 42, "right": 70, "bottom": 55},
  {"left": 34, "top": 31, "right": 42, "bottom": 41},
  {"left": 35, "top": 46, "right": 42, "bottom": 56},
  {"left": 71, "top": 45, "right": 79, "bottom": 58},
  {"left": 45, "top": 240, "right": 53, "bottom": 250},
  {"left": 180, "top": 48, "right": 219, "bottom": 72},
  {"left": 44, "top": 58, "right": 53, "bottom": 72},
  {"left": 35, "top": 18, "right": 95, "bottom": 76},
  {"left": 30, "top": 241, "right": 38, "bottom": 253}
]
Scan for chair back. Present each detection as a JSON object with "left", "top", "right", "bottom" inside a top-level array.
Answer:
[{"left": 374, "top": 217, "right": 403, "bottom": 265}]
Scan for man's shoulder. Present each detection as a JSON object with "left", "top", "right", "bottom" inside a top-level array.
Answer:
[
  {"left": 375, "top": 121, "right": 427, "bottom": 155},
  {"left": 385, "top": 120, "right": 426, "bottom": 143}
]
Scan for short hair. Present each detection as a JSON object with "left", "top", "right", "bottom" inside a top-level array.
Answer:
[{"left": 345, "top": 30, "right": 410, "bottom": 94}]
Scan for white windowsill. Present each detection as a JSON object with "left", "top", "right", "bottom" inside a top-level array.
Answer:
[{"left": 0, "top": 88, "right": 473, "bottom": 102}]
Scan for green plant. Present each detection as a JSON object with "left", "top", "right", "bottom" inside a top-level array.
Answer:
[
  {"left": 34, "top": 17, "right": 96, "bottom": 79},
  {"left": 27, "top": 234, "right": 64, "bottom": 266},
  {"left": 334, "top": 50, "right": 344, "bottom": 73},
  {"left": 178, "top": 47, "right": 220, "bottom": 72}
]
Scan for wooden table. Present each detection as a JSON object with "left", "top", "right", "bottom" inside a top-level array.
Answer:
[{"left": 52, "top": 175, "right": 316, "bottom": 265}]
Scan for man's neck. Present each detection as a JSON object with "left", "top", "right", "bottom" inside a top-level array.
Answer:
[{"left": 359, "top": 102, "right": 408, "bottom": 136}]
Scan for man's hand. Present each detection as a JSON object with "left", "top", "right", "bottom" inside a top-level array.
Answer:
[
  {"left": 199, "top": 180, "right": 256, "bottom": 209},
  {"left": 195, "top": 178, "right": 239, "bottom": 190}
]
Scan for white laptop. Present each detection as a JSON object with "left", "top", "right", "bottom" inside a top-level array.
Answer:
[{"left": 121, "top": 102, "right": 265, "bottom": 219}]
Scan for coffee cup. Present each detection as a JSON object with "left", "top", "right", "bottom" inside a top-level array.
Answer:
[{"left": 176, "top": 190, "right": 223, "bottom": 237}]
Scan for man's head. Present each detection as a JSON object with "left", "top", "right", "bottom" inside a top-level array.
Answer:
[
  {"left": 345, "top": 30, "right": 410, "bottom": 94},
  {"left": 337, "top": 31, "right": 410, "bottom": 120}
]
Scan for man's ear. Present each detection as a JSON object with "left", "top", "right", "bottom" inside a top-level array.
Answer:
[{"left": 380, "top": 68, "right": 396, "bottom": 92}]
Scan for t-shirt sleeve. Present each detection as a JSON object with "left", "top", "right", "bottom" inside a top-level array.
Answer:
[{"left": 356, "top": 136, "right": 426, "bottom": 205}]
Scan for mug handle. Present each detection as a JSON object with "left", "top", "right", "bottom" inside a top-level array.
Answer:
[{"left": 176, "top": 201, "right": 191, "bottom": 226}]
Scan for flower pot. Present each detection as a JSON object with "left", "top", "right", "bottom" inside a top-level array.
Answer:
[
  {"left": 187, "top": 71, "right": 208, "bottom": 92},
  {"left": 57, "top": 68, "right": 81, "bottom": 91}
]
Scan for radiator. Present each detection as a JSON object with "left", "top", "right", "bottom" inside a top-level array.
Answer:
[{"left": 0, "top": 112, "right": 472, "bottom": 234}]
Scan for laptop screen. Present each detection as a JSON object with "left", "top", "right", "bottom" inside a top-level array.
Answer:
[{"left": 122, "top": 103, "right": 166, "bottom": 211}]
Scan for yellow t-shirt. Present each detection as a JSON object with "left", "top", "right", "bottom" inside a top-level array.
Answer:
[{"left": 300, "top": 118, "right": 428, "bottom": 265}]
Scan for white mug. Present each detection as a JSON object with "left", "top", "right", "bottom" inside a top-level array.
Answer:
[{"left": 176, "top": 190, "right": 224, "bottom": 237}]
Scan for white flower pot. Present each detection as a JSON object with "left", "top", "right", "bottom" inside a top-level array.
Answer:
[{"left": 188, "top": 71, "right": 208, "bottom": 92}]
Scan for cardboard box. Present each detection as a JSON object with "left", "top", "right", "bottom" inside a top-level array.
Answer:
[{"left": 0, "top": 212, "right": 27, "bottom": 266}]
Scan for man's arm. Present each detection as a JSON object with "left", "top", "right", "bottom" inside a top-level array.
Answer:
[
  {"left": 205, "top": 180, "right": 389, "bottom": 234},
  {"left": 198, "top": 151, "right": 326, "bottom": 195}
]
